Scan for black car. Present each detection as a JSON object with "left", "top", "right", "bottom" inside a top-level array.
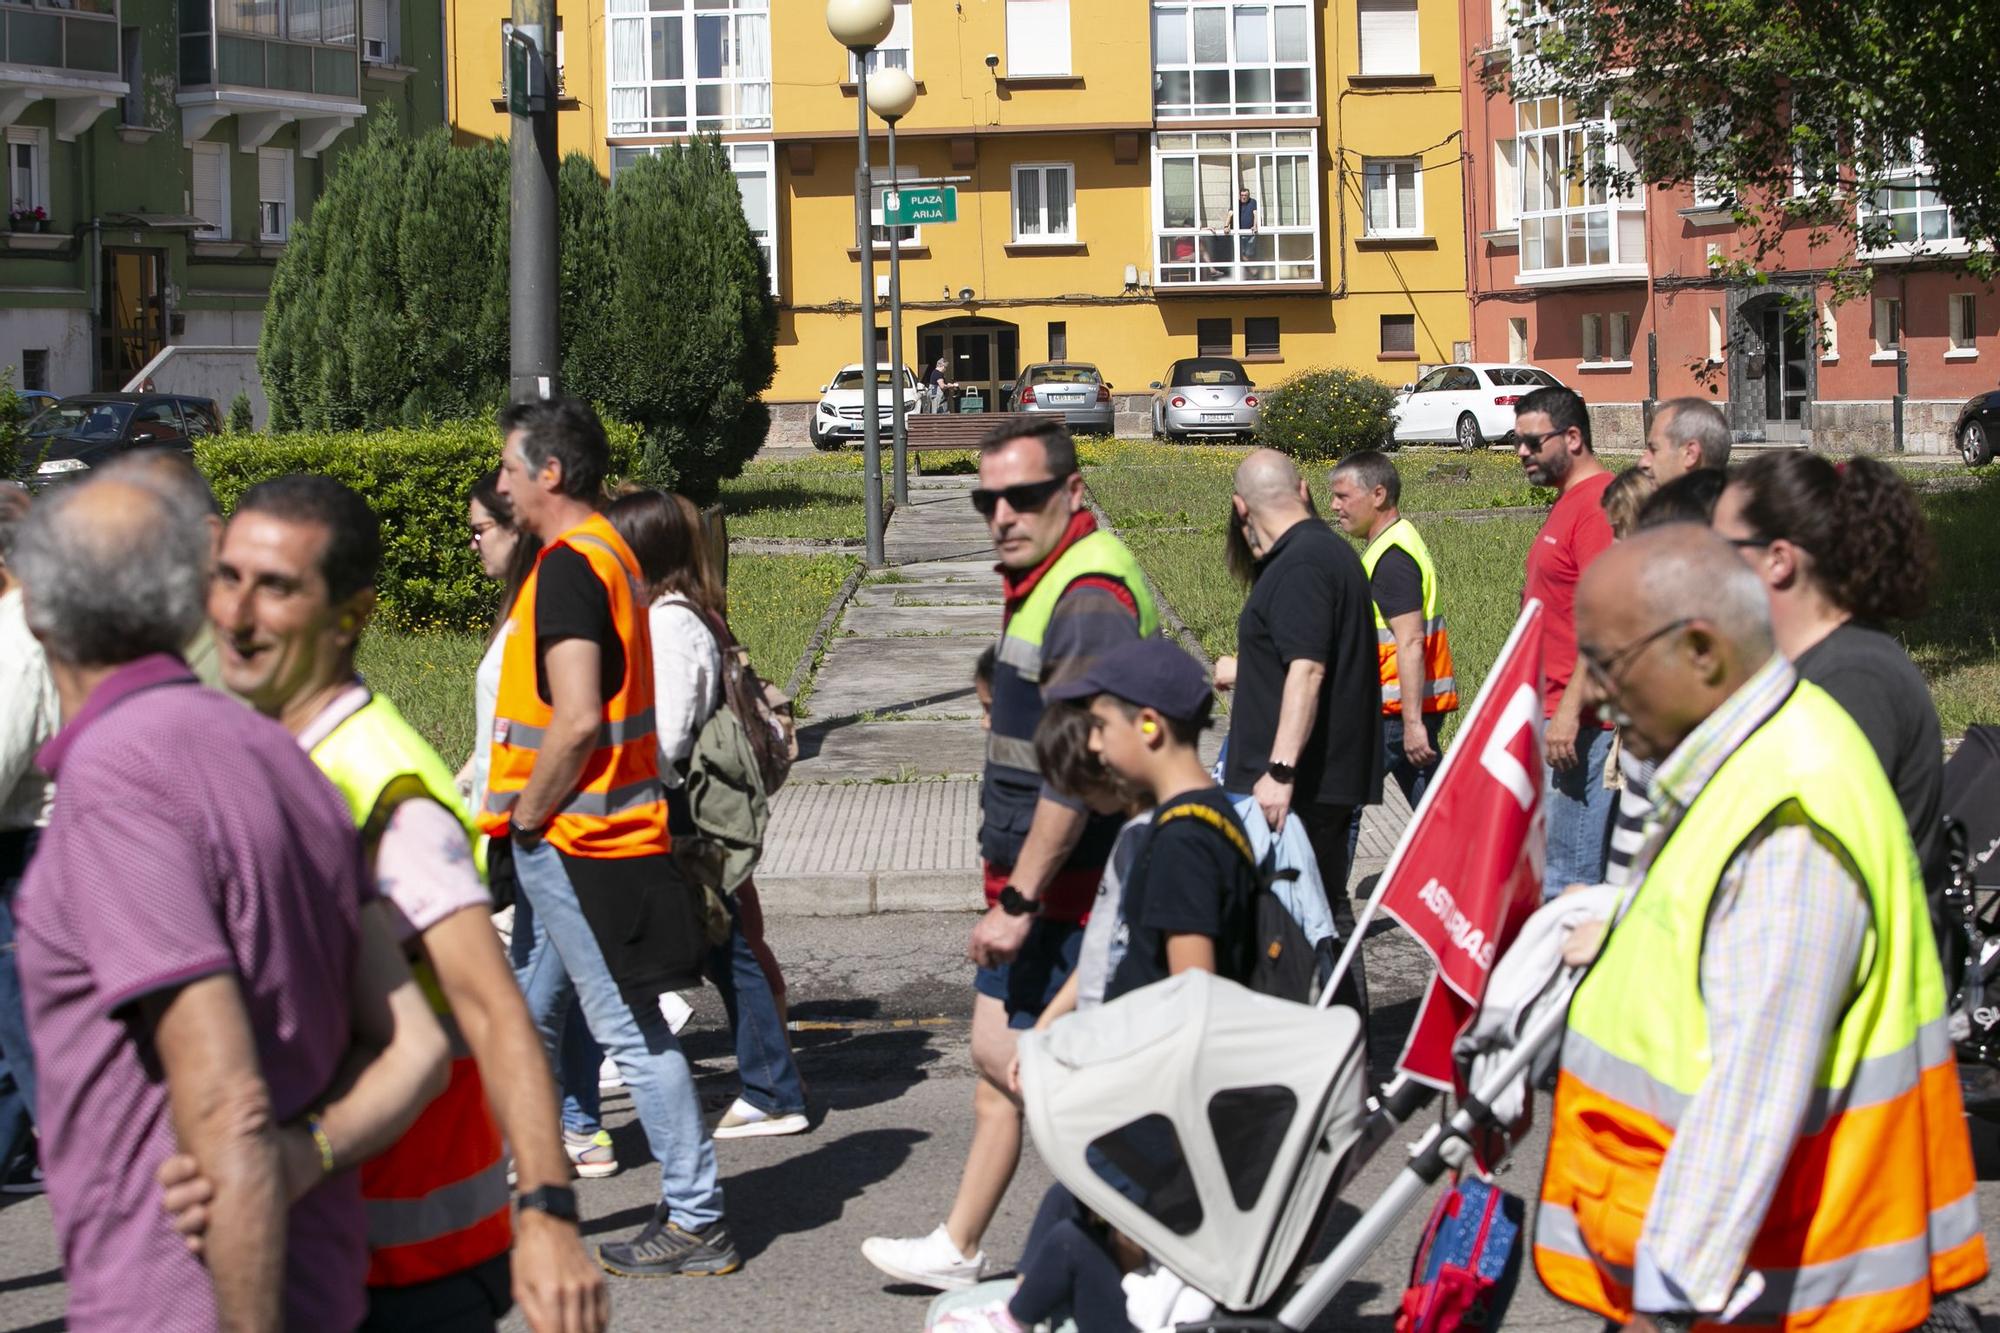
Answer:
[
  {"left": 1958, "top": 386, "right": 2000, "bottom": 468},
  {"left": 21, "top": 392, "right": 221, "bottom": 485}
]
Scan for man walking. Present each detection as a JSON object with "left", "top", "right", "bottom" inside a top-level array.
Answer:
[
  {"left": 863, "top": 417, "right": 1157, "bottom": 1290},
  {"left": 1328, "top": 450, "right": 1457, "bottom": 809},
  {"left": 485, "top": 398, "right": 736, "bottom": 1279},
  {"left": 1537, "top": 524, "right": 1986, "bottom": 1331},
  {"left": 1637, "top": 397, "right": 1731, "bottom": 484},
  {"left": 11, "top": 473, "right": 449, "bottom": 1331},
  {"left": 206, "top": 475, "right": 607, "bottom": 1331},
  {"left": 1216, "top": 449, "right": 1381, "bottom": 1013},
  {"left": 1514, "top": 386, "right": 1616, "bottom": 896}
]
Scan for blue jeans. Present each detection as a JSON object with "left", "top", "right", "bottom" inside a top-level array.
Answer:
[
  {"left": 1543, "top": 726, "right": 1616, "bottom": 898},
  {"left": 708, "top": 894, "right": 805, "bottom": 1116},
  {"left": 508, "top": 892, "right": 603, "bottom": 1137},
  {"left": 513, "top": 839, "right": 724, "bottom": 1228},
  {"left": 1344, "top": 716, "right": 1447, "bottom": 869},
  {"left": 0, "top": 830, "right": 37, "bottom": 1179}
]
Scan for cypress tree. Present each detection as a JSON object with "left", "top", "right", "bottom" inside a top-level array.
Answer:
[{"left": 557, "top": 152, "right": 616, "bottom": 414}]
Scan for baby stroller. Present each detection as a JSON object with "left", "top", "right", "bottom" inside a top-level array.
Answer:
[{"left": 1004, "top": 968, "right": 1573, "bottom": 1332}]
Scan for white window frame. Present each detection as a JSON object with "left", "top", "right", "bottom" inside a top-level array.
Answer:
[
  {"left": 1492, "top": 137, "right": 1519, "bottom": 228},
  {"left": 1007, "top": 0, "right": 1072, "bottom": 78},
  {"left": 191, "top": 140, "right": 231, "bottom": 239},
  {"left": 1949, "top": 292, "right": 1977, "bottom": 356},
  {"left": 851, "top": 0, "right": 912, "bottom": 79},
  {"left": 1362, "top": 156, "right": 1422, "bottom": 236},
  {"left": 1706, "top": 306, "right": 1723, "bottom": 364},
  {"left": 1151, "top": 128, "right": 1319, "bottom": 287},
  {"left": 257, "top": 145, "right": 294, "bottom": 243},
  {"left": 1357, "top": 0, "right": 1420, "bottom": 77},
  {"left": 1821, "top": 301, "right": 1839, "bottom": 362},
  {"left": 867, "top": 160, "right": 921, "bottom": 249},
  {"left": 1860, "top": 140, "right": 1968, "bottom": 260},
  {"left": 1011, "top": 162, "right": 1076, "bottom": 244},
  {"left": 1151, "top": 2, "right": 1316, "bottom": 119},
  {"left": 1872, "top": 296, "right": 1903, "bottom": 357},
  {"left": 1515, "top": 96, "right": 1647, "bottom": 282},
  {"left": 607, "top": 0, "right": 770, "bottom": 138},
  {"left": 4, "top": 127, "right": 47, "bottom": 219},
  {"left": 1507, "top": 315, "right": 1528, "bottom": 363},
  {"left": 362, "top": 0, "right": 396, "bottom": 62},
  {"left": 611, "top": 141, "right": 778, "bottom": 296}
]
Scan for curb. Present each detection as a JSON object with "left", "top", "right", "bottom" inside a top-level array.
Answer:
[
  {"left": 784, "top": 561, "right": 866, "bottom": 702},
  {"left": 756, "top": 872, "right": 987, "bottom": 917}
]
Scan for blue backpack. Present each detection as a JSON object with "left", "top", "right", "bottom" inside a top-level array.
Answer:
[{"left": 1396, "top": 1175, "right": 1524, "bottom": 1332}]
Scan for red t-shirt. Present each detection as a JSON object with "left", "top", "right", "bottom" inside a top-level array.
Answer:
[{"left": 1524, "top": 469, "right": 1615, "bottom": 719}]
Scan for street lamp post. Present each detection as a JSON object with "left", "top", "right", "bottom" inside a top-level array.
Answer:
[
  {"left": 867, "top": 67, "right": 918, "bottom": 508},
  {"left": 827, "top": 0, "right": 895, "bottom": 568}
]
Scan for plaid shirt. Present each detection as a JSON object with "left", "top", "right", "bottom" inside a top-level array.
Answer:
[{"left": 1622, "top": 654, "right": 1874, "bottom": 1318}]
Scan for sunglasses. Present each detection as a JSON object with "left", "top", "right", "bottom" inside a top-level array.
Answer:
[{"left": 971, "top": 475, "right": 1069, "bottom": 518}]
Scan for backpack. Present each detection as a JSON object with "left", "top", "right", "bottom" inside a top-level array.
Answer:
[
  {"left": 678, "top": 606, "right": 798, "bottom": 904},
  {"left": 1939, "top": 726, "right": 2000, "bottom": 1066},
  {"left": 1147, "top": 800, "right": 1325, "bottom": 1005},
  {"left": 1396, "top": 1175, "right": 1525, "bottom": 1333}
]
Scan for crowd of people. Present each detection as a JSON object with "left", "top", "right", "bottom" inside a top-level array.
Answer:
[{"left": 0, "top": 385, "right": 1987, "bottom": 1333}]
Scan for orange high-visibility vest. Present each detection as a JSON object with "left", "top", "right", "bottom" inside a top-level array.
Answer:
[
  {"left": 1536, "top": 681, "right": 1985, "bottom": 1331},
  {"left": 479, "top": 512, "right": 669, "bottom": 858},
  {"left": 1359, "top": 517, "right": 1458, "bottom": 718}
]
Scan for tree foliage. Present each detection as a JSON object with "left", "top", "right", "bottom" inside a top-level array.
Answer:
[{"left": 1254, "top": 367, "right": 1400, "bottom": 461}]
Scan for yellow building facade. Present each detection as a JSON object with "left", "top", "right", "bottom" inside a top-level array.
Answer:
[{"left": 447, "top": 0, "right": 1469, "bottom": 436}]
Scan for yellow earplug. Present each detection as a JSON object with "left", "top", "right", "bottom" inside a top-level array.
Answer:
[{"left": 1140, "top": 720, "right": 1159, "bottom": 736}]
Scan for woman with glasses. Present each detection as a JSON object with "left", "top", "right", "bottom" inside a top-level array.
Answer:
[{"left": 1712, "top": 452, "right": 1946, "bottom": 890}]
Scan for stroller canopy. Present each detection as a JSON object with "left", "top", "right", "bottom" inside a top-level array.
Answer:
[{"left": 1018, "top": 971, "right": 1370, "bottom": 1312}]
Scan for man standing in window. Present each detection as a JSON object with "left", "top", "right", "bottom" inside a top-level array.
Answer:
[{"left": 1236, "top": 187, "right": 1260, "bottom": 261}]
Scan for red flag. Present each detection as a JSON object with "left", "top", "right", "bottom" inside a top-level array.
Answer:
[{"left": 1376, "top": 599, "right": 1547, "bottom": 1091}]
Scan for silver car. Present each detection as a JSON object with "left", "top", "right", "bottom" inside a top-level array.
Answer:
[
  {"left": 1150, "top": 357, "right": 1259, "bottom": 442},
  {"left": 1005, "top": 362, "right": 1115, "bottom": 434}
]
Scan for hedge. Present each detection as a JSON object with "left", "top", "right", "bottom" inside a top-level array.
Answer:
[
  {"left": 1253, "top": 366, "right": 1402, "bottom": 461},
  {"left": 197, "top": 422, "right": 639, "bottom": 633}
]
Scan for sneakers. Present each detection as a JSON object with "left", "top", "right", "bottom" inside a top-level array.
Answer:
[
  {"left": 598, "top": 1056, "right": 624, "bottom": 1092},
  {"left": 862, "top": 1224, "right": 986, "bottom": 1291},
  {"left": 564, "top": 1128, "right": 619, "bottom": 1180},
  {"left": 597, "top": 1210, "right": 741, "bottom": 1278},
  {"left": 0, "top": 1163, "right": 43, "bottom": 1195},
  {"left": 712, "top": 1096, "right": 809, "bottom": 1140},
  {"left": 660, "top": 990, "right": 694, "bottom": 1035}
]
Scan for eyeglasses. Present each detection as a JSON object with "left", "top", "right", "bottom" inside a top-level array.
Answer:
[
  {"left": 1580, "top": 617, "right": 1694, "bottom": 692},
  {"left": 971, "top": 475, "right": 1068, "bottom": 518},
  {"left": 1723, "top": 535, "right": 1772, "bottom": 550},
  {"left": 469, "top": 520, "right": 501, "bottom": 548}
]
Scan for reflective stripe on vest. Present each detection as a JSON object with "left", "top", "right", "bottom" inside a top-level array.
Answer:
[
  {"left": 478, "top": 512, "right": 670, "bottom": 859},
  {"left": 1359, "top": 517, "right": 1458, "bottom": 717},
  {"left": 1534, "top": 681, "right": 1986, "bottom": 1330},
  {"left": 308, "top": 693, "right": 514, "bottom": 1288}
]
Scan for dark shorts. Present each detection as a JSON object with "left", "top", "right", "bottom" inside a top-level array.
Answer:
[
  {"left": 973, "top": 918, "right": 1086, "bottom": 1030},
  {"left": 362, "top": 1253, "right": 511, "bottom": 1333}
]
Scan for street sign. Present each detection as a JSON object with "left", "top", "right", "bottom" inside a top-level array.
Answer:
[
  {"left": 505, "top": 25, "right": 547, "bottom": 117},
  {"left": 883, "top": 186, "right": 957, "bottom": 226}
]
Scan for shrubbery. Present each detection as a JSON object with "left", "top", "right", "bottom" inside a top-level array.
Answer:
[
  {"left": 1253, "top": 367, "right": 1400, "bottom": 461},
  {"left": 197, "top": 421, "right": 639, "bottom": 632}
]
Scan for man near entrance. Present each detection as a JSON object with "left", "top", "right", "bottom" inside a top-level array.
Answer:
[
  {"left": 487, "top": 398, "right": 736, "bottom": 1279},
  {"left": 1638, "top": 397, "right": 1732, "bottom": 484},
  {"left": 1537, "top": 524, "right": 1985, "bottom": 1332},
  {"left": 1514, "top": 386, "right": 1616, "bottom": 897},
  {"left": 1328, "top": 449, "right": 1457, "bottom": 809},
  {"left": 203, "top": 475, "right": 607, "bottom": 1332},
  {"left": 861, "top": 418, "right": 1158, "bottom": 1291}
]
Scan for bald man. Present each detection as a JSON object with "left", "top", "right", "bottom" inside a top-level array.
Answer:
[
  {"left": 1538, "top": 526, "right": 1984, "bottom": 1332},
  {"left": 1215, "top": 449, "right": 1381, "bottom": 1016}
]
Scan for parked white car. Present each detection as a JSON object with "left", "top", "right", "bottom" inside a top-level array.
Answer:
[
  {"left": 811, "top": 364, "right": 924, "bottom": 450},
  {"left": 1389, "top": 363, "right": 1566, "bottom": 451}
]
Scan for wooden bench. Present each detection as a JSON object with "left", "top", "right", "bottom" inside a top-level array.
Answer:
[{"left": 904, "top": 412, "right": 1037, "bottom": 453}]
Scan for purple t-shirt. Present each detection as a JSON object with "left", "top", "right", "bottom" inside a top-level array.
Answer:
[{"left": 17, "top": 655, "right": 374, "bottom": 1332}]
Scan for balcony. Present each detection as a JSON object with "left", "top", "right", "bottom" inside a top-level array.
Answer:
[
  {"left": 0, "top": 0, "right": 127, "bottom": 141},
  {"left": 178, "top": 0, "right": 363, "bottom": 156},
  {"left": 1153, "top": 227, "right": 1319, "bottom": 289}
]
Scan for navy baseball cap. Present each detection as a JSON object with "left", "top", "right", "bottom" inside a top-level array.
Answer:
[{"left": 1046, "top": 636, "right": 1213, "bottom": 721}]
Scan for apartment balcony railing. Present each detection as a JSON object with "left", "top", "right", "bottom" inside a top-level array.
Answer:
[
  {"left": 0, "top": 0, "right": 118, "bottom": 77},
  {"left": 181, "top": 0, "right": 360, "bottom": 100},
  {"left": 1153, "top": 226, "right": 1319, "bottom": 288}
]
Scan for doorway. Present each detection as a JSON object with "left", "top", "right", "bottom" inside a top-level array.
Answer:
[
  {"left": 1727, "top": 289, "right": 1814, "bottom": 444},
  {"left": 918, "top": 317, "right": 1019, "bottom": 413},
  {"left": 1758, "top": 305, "right": 1810, "bottom": 442},
  {"left": 100, "top": 247, "right": 166, "bottom": 390}
]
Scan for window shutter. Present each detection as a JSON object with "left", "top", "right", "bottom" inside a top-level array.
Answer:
[
  {"left": 1358, "top": 0, "right": 1419, "bottom": 75},
  {"left": 259, "top": 148, "right": 289, "bottom": 205},
  {"left": 363, "top": 0, "right": 388, "bottom": 55},
  {"left": 1006, "top": 0, "right": 1071, "bottom": 78},
  {"left": 192, "top": 144, "right": 227, "bottom": 235},
  {"left": 1493, "top": 138, "right": 1519, "bottom": 228},
  {"left": 1582, "top": 314, "right": 1602, "bottom": 362}
]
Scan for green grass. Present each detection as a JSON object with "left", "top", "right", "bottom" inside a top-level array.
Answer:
[
  {"left": 357, "top": 628, "right": 490, "bottom": 766},
  {"left": 1905, "top": 469, "right": 2000, "bottom": 737},
  {"left": 725, "top": 553, "right": 858, "bottom": 710},
  {"left": 716, "top": 454, "right": 873, "bottom": 541}
]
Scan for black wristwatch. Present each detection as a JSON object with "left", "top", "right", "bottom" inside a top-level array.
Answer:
[
  {"left": 517, "top": 1184, "right": 579, "bottom": 1223},
  {"left": 1266, "top": 760, "right": 1297, "bottom": 784},
  {"left": 998, "top": 885, "right": 1042, "bottom": 917}
]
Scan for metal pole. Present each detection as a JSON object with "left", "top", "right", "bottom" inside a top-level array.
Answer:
[
  {"left": 508, "top": 0, "right": 559, "bottom": 404},
  {"left": 887, "top": 117, "right": 909, "bottom": 507},
  {"left": 856, "top": 62, "right": 885, "bottom": 568}
]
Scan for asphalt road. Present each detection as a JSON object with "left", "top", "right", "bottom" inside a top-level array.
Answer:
[{"left": 6, "top": 913, "right": 2000, "bottom": 1331}]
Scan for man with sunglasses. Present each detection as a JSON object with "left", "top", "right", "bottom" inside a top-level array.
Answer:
[
  {"left": 861, "top": 417, "right": 1159, "bottom": 1293},
  {"left": 1536, "top": 523, "right": 1984, "bottom": 1333},
  {"left": 1514, "top": 385, "right": 1615, "bottom": 897}
]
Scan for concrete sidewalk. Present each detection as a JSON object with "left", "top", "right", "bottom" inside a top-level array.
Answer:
[{"left": 758, "top": 472, "right": 1413, "bottom": 915}]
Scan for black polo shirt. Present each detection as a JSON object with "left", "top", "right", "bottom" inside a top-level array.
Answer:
[{"left": 1223, "top": 518, "right": 1384, "bottom": 807}]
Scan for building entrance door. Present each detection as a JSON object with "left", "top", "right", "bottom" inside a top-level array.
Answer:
[
  {"left": 1759, "top": 306, "right": 1811, "bottom": 443},
  {"left": 100, "top": 247, "right": 167, "bottom": 390},
  {"left": 918, "top": 317, "right": 1019, "bottom": 413}
]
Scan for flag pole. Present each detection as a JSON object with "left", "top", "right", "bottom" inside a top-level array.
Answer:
[{"left": 1316, "top": 599, "right": 1547, "bottom": 1012}]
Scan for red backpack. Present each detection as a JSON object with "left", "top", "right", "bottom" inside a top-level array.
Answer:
[{"left": 1395, "top": 1175, "right": 1524, "bottom": 1332}]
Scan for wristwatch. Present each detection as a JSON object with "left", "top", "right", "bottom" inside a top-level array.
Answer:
[
  {"left": 997, "top": 885, "right": 1042, "bottom": 917},
  {"left": 1266, "top": 760, "right": 1297, "bottom": 784},
  {"left": 517, "top": 1184, "right": 579, "bottom": 1223}
]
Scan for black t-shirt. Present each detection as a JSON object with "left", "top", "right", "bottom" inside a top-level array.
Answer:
[
  {"left": 1794, "top": 622, "right": 1947, "bottom": 889},
  {"left": 1223, "top": 519, "right": 1385, "bottom": 806},
  {"left": 1105, "top": 788, "right": 1260, "bottom": 1001},
  {"left": 1370, "top": 546, "right": 1423, "bottom": 622},
  {"left": 533, "top": 544, "right": 627, "bottom": 705}
]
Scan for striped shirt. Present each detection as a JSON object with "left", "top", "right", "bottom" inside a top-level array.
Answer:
[{"left": 1622, "top": 655, "right": 1874, "bottom": 1317}]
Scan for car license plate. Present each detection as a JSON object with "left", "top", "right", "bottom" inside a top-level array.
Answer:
[{"left": 1201, "top": 411, "right": 1234, "bottom": 423}]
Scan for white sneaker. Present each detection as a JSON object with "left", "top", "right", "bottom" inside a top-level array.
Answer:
[
  {"left": 598, "top": 1056, "right": 623, "bottom": 1091},
  {"left": 659, "top": 990, "right": 694, "bottom": 1035},
  {"left": 861, "top": 1223, "right": 986, "bottom": 1291},
  {"left": 712, "top": 1095, "right": 810, "bottom": 1140}
]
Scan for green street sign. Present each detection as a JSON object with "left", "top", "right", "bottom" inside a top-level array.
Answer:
[
  {"left": 505, "top": 25, "right": 545, "bottom": 117},
  {"left": 883, "top": 186, "right": 957, "bottom": 226}
]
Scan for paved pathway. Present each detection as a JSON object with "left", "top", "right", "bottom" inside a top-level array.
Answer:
[{"left": 758, "top": 472, "right": 1413, "bottom": 917}]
